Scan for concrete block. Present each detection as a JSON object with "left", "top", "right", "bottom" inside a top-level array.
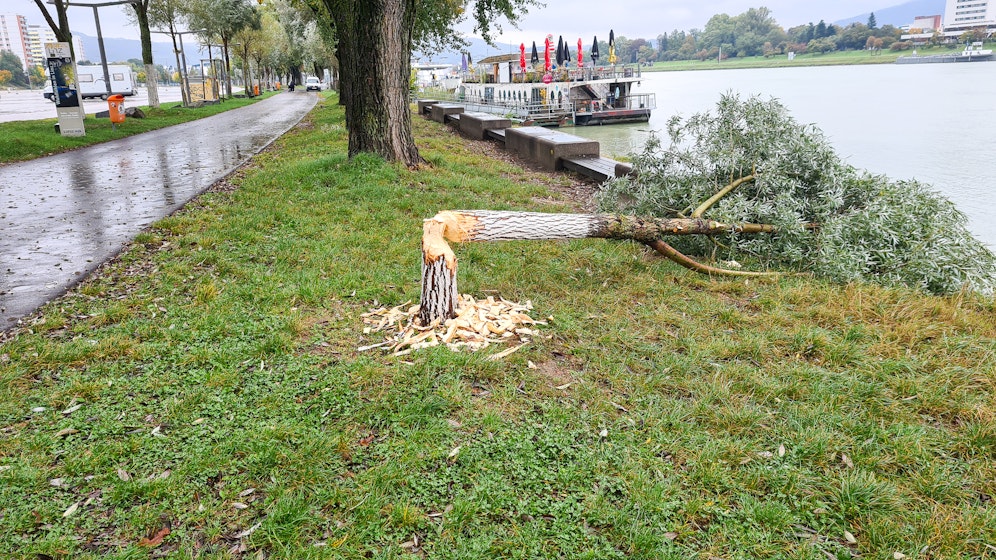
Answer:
[
  {"left": 534, "top": 134, "right": 599, "bottom": 171},
  {"left": 430, "top": 103, "right": 464, "bottom": 123},
  {"left": 417, "top": 99, "right": 439, "bottom": 115},
  {"left": 459, "top": 112, "right": 512, "bottom": 140},
  {"left": 503, "top": 127, "right": 559, "bottom": 159}
]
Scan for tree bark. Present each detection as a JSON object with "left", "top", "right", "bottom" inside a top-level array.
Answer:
[
  {"left": 419, "top": 211, "right": 777, "bottom": 324},
  {"left": 324, "top": 0, "right": 423, "bottom": 167}
]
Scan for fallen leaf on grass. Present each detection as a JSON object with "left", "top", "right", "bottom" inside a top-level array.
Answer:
[
  {"left": 232, "top": 502, "right": 249, "bottom": 510},
  {"left": 447, "top": 446, "right": 462, "bottom": 460},
  {"left": 844, "top": 530, "right": 857, "bottom": 544},
  {"left": 778, "top": 444, "right": 786, "bottom": 457},
  {"left": 117, "top": 469, "right": 131, "bottom": 482},
  {"left": 239, "top": 488, "right": 256, "bottom": 497},
  {"left": 55, "top": 428, "right": 78, "bottom": 438},
  {"left": 61, "top": 404, "right": 83, "bottom": 415},
  {"left": 137, "top": 527, "right": 170, "bottom": 547},
  {"left": 894, "top": 552, "right": 906, "bottom": 560},
  {"left": 62, "top": 502, "right": 80, "bottom": 518},
  {"left": 841, "top": 453, "right": 854, "bottom": 468}
]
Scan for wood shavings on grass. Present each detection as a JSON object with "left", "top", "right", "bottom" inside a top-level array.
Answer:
[{"left": 360, "top": 295, "right": 546, "bottom": 357}]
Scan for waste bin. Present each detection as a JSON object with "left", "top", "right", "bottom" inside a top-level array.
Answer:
[{"left": 107, "top": 94, "right": 125, "bottom": 123}]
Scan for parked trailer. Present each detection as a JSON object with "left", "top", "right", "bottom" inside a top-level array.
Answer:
[{"left": 44, "top": 65, "right": 138, "bottom": 101}]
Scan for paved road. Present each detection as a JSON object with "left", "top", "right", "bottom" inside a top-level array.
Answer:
[{"left": 0, "top": 91, "right": 318, "bottom": 328}]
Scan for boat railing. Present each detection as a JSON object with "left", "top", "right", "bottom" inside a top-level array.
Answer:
[
  {"left": 459, "top": 63, "right": 643, "bottom": 84},
  {"left": 573, "top": 92, "right": 656, "bottom": 114},
  {"left": 422, "top": 91, "right": 574, "bottom": 118}
]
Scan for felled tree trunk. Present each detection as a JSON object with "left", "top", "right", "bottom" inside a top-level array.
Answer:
[{"left": 419, "top": 210, "right": 775, "bottom": 325}]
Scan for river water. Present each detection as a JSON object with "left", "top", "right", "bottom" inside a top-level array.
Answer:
[{"left": 569, "top": 63, "right": 996, "bottom": 247}]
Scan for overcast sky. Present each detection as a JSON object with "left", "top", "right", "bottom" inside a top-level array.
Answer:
[{"left": 7, "top": 0, "right": 886, "bottom": 44}]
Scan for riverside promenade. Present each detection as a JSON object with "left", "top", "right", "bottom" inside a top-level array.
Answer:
[{"left": 0, "top": 92, "right": 318, "bottom": 329}]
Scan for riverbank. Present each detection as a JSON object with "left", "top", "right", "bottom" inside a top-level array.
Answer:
[
  {"left": 1, "top": 95, "right": 994, "bottom": 558},
  {"left": 642, "top": 44, "right": 988, "bottom": 72}
]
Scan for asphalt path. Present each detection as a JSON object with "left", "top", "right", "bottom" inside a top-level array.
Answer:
[{"left": 0, "top": 91, "right": 319, "bottom": 329}]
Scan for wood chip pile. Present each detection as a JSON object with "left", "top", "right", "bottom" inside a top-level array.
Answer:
[{"left": 360, "top": 295, "right": 547, "bottom": 357}]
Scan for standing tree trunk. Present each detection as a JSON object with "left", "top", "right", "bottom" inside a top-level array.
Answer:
[
  {"left": 324, "top": 0, "right": 423, "bottom": 167},
  {"left": 221, "top": 37, "right": 234, "bottom": 98},
  {"left": 420, "top": 211, "right": 778, "bottom": 325},
  {"left": 133, "top": 1, "right": 160, "bottom": 109},
  {"left": 32, "top": 0, "right": 74, "bottom": 57}
]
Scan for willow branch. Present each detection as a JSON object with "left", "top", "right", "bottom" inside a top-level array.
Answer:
[
  {"left": 692, "top": 173, "right": 756, "bottom": 218},
  {"left": 645, "top": 239, "right": 780, "bottom": 278}
]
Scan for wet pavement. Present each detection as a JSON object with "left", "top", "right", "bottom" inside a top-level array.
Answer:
[{"left": 0, "top": 92, "right": 318, "bottom": 329}]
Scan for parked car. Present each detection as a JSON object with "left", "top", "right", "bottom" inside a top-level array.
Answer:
[{"left": 305, "top": 76, "right": 322, "bottom": 91}]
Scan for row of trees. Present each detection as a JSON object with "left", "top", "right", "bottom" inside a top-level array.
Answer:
[
  {"left": 28, "top": 0, "right": 337, "bottom": 108},
  {"left": 603, "top": 9, "right": 908, "bottom": 64}
]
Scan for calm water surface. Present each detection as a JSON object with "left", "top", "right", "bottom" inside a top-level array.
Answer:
[{"left": 570, "top": 64, "right": 996, "bottom": 246}]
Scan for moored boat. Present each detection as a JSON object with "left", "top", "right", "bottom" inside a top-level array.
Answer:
[{"left": 420, "top": 52, "right": 654, "bottom": 127}]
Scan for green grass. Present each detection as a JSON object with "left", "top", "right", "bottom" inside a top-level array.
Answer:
[
  {"left": 644, "top": 44, "right": 976, "bottom": 72},
  {"left": 0, "top": 91, "right": 280, "bottom": 164},
  {"left": 1, "top": 94, "right": 995, "bottom": 558}
]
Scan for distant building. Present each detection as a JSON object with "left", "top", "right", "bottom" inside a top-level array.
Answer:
[
  {"left": 0, "top": 13, "right": 30, "bottom": 71},
  {"left": 913, "top": 15, "right": 943, "bottom": 31},
  {"left": 943, "top": 0, "right": 996, "bottom": 35},
  {"left": 25, "top": 25, "right": 85, "bottom": 67}
]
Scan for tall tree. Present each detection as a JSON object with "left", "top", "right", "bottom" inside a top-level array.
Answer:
[
  {"left": 148, "top": 0, "right": 191, "bottom": 106},
  {"left": 129, "top": 0, "right": 160, "bottom": 108},
  {"left": 316, "top": 0, "right": 535, "bottom": 168},
  {"left": 867, "top": 12, "right": 877, "bottom": 30},
  {"left": 187, "top": 0, "right": 259, "bottom": 98},
  {"left": 31, "top": 0, "right": 74, "bottom": 59}
]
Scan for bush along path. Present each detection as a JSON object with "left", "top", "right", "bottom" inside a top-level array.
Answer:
[{"left": 1, "top": 94, "right": 995, "bottom": 558}]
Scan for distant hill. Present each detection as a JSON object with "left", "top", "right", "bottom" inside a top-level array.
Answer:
[
  {"left": 835, "top": 0, "right": 947, "bottom": 28},
  {"left": 76, "top": 32, "right": 203, "bottom": 68}
]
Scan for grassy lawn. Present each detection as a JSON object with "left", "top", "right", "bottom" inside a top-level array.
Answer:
[
  {"left": 0, "top": 91, "right": 279, "bottom": 164},
  {"left": 643, "top": 45, "right": 972, "bottom": 72},
  {"left": 1, "top": 94, "right": 995, "bottom": 558}
]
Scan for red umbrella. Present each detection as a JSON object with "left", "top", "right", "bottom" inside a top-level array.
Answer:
[
  {"left": 577, "top": 38, "right": 583, "bottom": 68},
  {"left": 544, "top": 36, "right": 551, "bottom": 72},
  {"left": 519, "top": 43, "right": 526, "bottom": 71}
]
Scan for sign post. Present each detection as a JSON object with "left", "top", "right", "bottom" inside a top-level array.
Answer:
[{"left": 45, "top": 42, "right": 86, "bottom": 137}]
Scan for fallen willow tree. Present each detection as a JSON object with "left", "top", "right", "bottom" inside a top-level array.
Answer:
[
  {"left": 596, "top": 93, "right": 996, "bottom": 296},
  {"left": 418, "top": 94, "right": 995, "bottom": 325},
  {"left": 419, "top": 210, "right": 777, "bottom": 324}
]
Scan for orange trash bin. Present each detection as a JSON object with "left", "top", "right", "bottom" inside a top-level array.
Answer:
[{"left": 107, "top": 94, "right": 125, "bottom": 123}]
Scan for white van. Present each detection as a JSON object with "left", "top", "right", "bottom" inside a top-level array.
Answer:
[{"left": 44, "top": 64, "right": 137, "bottom": 100}]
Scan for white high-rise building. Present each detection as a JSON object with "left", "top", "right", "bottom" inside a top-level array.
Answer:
[
  {"left": 25, "top": 25, "right": 85, "bottom": 68},
  {"left": 944, "top": 0, "right": 996, "bottom": 33},
  {"left": 0, "top": 13, "right": 31, "bottom": 71}
]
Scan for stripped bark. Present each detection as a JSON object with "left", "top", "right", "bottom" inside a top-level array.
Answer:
[{"left": 419, "top": 210, "right": 778, "bottom": 324}]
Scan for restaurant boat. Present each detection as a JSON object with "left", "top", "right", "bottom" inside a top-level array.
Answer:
[{"left": 420, "top": 52, "right": 655, "bottom": 127}]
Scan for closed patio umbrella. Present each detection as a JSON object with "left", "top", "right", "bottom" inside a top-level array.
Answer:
[
  {"left": 609, "top": 29, "right": 617, "bottom": 64},
  {"left": 531, "top": 41, "right": 539, "bottom": 65},
  {"left": 556, "top": 36, "right": 564, "bottom": 66},
  {"left": 578, "top": 38, "right": 583, "bottom": 68},
  {"left": 591, "top": 36, "right": 600, "bottom": 62}
]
